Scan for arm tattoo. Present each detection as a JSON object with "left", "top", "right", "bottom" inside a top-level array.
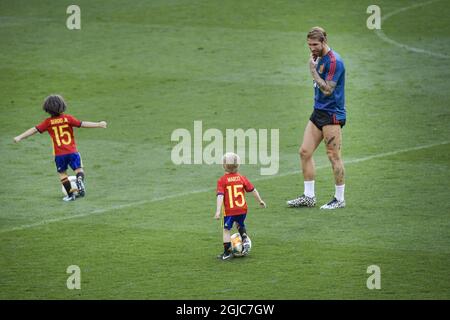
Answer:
[{"left": 310, "top": 64, "right": 337, "bottom": 96}]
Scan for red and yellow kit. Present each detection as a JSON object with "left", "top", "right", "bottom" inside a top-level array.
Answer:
[
  {"left": 35, "top": 114, "right": 82, "bottom": 155},
  {"left": 216, "top": 173, "right": 255, "bottom": 216}
]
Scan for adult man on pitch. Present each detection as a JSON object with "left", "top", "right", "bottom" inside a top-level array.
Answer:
[{"left": 288, "top": 27, "right": 346, "bottom": 209}]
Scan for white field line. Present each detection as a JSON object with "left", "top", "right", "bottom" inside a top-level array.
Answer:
[
  {"left": 1, "top": 140, "right": 448, "bottom": 234},
  {"left": 375, "top": 0, "right": 450, "bottom": 59}
]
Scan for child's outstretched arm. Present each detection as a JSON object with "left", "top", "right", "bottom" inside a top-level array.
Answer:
[
  {"left": 14, "top": 127, "right": 38, "bottom": 143},
  {"left": 252, "top": 189, "right": 267, "bottom": 208},
  {"left": 214, "top": 194, "right": 224, "bottom": 220},
  {"left": 81, "top": 121, "right": 107, "bottom": 128}
]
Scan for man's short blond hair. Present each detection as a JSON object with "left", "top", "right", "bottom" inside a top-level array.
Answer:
[
  {"left": 307, "top": 26, "right": 327, "bottom": 42},
  {"left": 222, "top": 152, "right": 241, "bottom": 173}
]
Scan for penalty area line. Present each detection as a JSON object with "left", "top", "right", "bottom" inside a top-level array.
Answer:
[{"left": 374, "top": 0, "right": 450, "bottom": 59}]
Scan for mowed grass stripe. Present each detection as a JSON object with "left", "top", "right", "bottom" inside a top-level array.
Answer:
[{"left": 1, "top": 140, "right": 448, "bottom": 234}]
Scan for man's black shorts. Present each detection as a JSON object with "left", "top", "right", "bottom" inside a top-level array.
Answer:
[{"left": 310, "top": 109, "right": 346, "bottom": 131}]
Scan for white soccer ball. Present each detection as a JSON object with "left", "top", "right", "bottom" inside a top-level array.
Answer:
[
  {"left": 61, "top": 176, "right": 79, "bottom": 196},
  {"left": 231, "top": 233, "right": 252, "bottom": 257}
]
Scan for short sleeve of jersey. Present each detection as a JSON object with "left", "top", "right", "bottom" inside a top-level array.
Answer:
[
  {"left": 216, "top": 177, "right": 225, "bottom": 195},
  {"left": 242, "top": 176, "right": 255, "bottom": 193},
  {"left": 66, "top": 114, "right": 82, "bottom": 128},
  {"left": 326, "top": 58, "right": 344, "bottom": 82},
  {"left": 35, "top": 119, "right": 49, "bottom": 133}
]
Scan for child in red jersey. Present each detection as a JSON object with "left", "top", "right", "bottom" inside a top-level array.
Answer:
[
  {"left": 214, "top": 152, "right": 266, "bottom": 260},
  {"left": 13, "top": 94, "right": 107, "bottom": 201}
]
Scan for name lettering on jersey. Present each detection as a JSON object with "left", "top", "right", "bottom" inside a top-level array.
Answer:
[
  {"left": 50, "top": 118, "right": 68, "bottom": 125},
  {"left": 171, "top": 121, "right": 279, "bottom": 175},
  {"left": 227, "top": 176, "right": 241, "bottom": 183}
]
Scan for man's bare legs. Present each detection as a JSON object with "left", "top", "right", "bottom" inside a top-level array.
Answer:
[
  {"left": 287, "top": 121, "right": 323, "bottom": 207},
  {"left": 299, "top": 121, "right": 323, "bottom": 182},
  {"left": 321, "top": 124, "right": 346, "bottom": 208}
]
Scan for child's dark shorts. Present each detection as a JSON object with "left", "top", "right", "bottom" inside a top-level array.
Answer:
[
  {"left": 223, "top": 214, "right": 246, "bottom": 230},
  {"left": 55, "top": 152, "right": 83, "bottom": 173}
]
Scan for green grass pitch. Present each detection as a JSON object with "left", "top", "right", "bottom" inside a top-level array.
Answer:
[{"left": 0, "top": 0, "right": 449, "bottom": 299}]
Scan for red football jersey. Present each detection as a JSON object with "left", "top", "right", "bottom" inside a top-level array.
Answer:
[
  {"left": 216, "top": 173, "right": 255, "bottom": 216},
  {"left": 35, "top": 114, "right": 82, "bottom": 156}
]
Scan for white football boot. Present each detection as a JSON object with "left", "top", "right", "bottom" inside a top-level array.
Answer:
[
  {"left": 287, "top": 194, "right": 316, "bottom": 208},
  {"left": 320, "top": 197, "right": 345, "bottom": 209}
]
